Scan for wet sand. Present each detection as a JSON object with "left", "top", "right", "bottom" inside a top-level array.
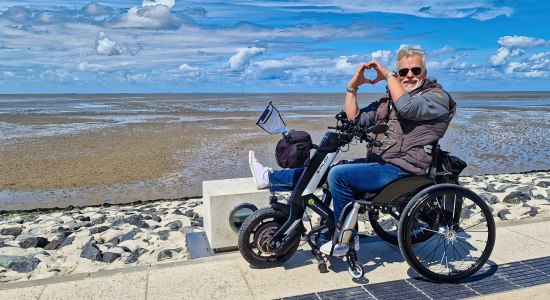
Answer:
[{"left": 1, "top": 98, "right": 549, "bottom": 210}]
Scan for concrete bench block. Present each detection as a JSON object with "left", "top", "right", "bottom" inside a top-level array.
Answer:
[{"left": 203, "top": 177, "right": 272, "bottom": 252}]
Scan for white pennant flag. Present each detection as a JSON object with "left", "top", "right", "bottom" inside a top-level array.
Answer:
[{"left": 256, "top": 102, "right": 288, "bottom": 134}]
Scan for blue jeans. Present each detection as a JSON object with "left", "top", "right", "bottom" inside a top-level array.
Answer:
[{"left": 268, "top": 160, "right": 410, "bottom": 225}]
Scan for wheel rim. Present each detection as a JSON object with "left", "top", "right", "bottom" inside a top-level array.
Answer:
[
  {"left": 402, "top": 188, "right": 495, "bottom": 280},
  {"left": 245, "top": 219, "right": 283, "bottom": 261}
]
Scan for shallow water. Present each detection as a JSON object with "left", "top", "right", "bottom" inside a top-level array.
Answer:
[{"left": 0, "top": 92, "right": 549, "bottom": 209}]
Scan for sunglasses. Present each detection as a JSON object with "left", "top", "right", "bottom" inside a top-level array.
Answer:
[{"left": 398, "top": 67, "right": 423, "bottom": 77}]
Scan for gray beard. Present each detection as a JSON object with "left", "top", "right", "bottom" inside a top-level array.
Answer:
[{"left": 403, "top": 79, "right": 425, "bottom": 92}]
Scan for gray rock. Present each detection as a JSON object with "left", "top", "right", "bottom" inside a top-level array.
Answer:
[
  {"left": 11, "top": 256, "right": 41, "bottom": 273},
  {"left": 183, "top": 210, "right": 194, "bottom": 217},
  {"left": 157, "top": 230, "right": 170, "bottom": 241},
  {"left": 498, "top": 209, "right": 511, "bottom": 220},
  {"left": 91, "top": 217, "right": 106, "bottom": 225},
  {"left": 150, "top": 215, "right": 162, "bottom": 223},
  {"left": 76, "top": 216, "right": 91, "bottom": 222},
  {"left": 102, "top": 252, "right": 121, "bottom": 263},
  {"left": 119, "top": 229, "right": 140, "bottom": 243},
  {"left": 192, "top": 217, "right": 203, "bottom": 227},
  {"left": 44, "top": 237, "right": 65, "bottom": 250},
  {"left": 58, "top": 236, "right": 75, "bottom": 249},
  {"left": 1, "top": 227, "right": 22, "bottom": 237},
  {"left": 125, "top": 248, "right": 147, "bottom": 264},
  {"left": 535, "top": 181, "right": 550, "bottom": 188},
  {"left": 112, "top": 215, "right": 149, "bottom": 229},
  {"left": 166, "top": 220, "right": 182, "bottom": 231},
  {"left": 89, "top": 226, "right": 110, "bottom": 234},
  {"left": 479, "top": 193, "right": 499, "bottom": 205},
  {"left": 18, "top": 237, "right": 49, "bottom": 249},
  {"left": 0, "top": 255, "right": 41, "bottom": 273},
  {"left": 157, "top": 250, "right": 173, "bottom": 261},
  {"left": 80, "top": 241, "right": 102, "bottom": 261},
  {"left": 0, "top": 227, "right": 23, "bottom": 237},
  {"left": 503, "top": 191, "right": 532, "bottom": 204},
  {"left": 173, "top": 209, "right": 185, "bottom": 216}
]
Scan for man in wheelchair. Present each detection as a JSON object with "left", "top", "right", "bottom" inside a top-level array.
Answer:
[{"left": 250, "top": 46, "right": 456, "bottom": 256}]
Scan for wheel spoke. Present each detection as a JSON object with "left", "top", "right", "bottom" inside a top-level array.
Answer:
[{"left": 401, "top": 186, "right": 495, "bottom": 282}]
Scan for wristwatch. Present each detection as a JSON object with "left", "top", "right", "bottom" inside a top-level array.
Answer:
[
  {"left": 385, "top": 71, "right": 397, "bottom": 80},
  {"left": 346, "top": 86, "right": 358, "bottom": 93}
]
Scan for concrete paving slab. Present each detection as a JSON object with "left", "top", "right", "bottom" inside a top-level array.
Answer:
[
  {"left": 39, "top": 270, "right": 147, "bottom": 300},
  {"left": 490, "top": 225, "right": 550, "bottom": 263},
  {"left": 235, "top": 239, "right": 413, "bottom": 299},
  {"left": 147, "top": 259, "right": 254, "bottom": 300},
  {"left": 503, "top": 220, "right": 550, "bottom": 245},
  {"left": 0, "top": 285, "right": 44, "bottom": 300}
]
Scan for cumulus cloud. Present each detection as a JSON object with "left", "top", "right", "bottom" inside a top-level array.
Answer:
[
  {"left": 78, "top": 62, "right": 106, "bottom": 72},
  {"left": 489, "top": 35, "right": 548, "bottom": 66},
  {"left": 335, "top": 56, "right": 356, "bottom": 74},
  {"left": 498, "top": 35, "right": 547, "bottom": 49},
  {"left": 228, "top": 47, "right": 265, "bottom": 71},
  {"left": 82, "top": 2, "right": 113, "bottom": 17},
  {"left": 95, "top": 32, "right": 123, "bottom": 56},
  {"left": 2, "top": 71, "right": 15, "bottom": 77},
  {"left": 178, "top": 64, "right": 201, "bottom": 72},
  {"left": 371, "top": 50, "right": 392, "bottom": 64},
  {"left": 109, "top": 1, "right": 181, "bottom": 30}
]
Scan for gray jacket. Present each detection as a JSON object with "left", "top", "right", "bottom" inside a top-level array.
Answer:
[{"left": 355, "top": 78, "right": 456, "bottom": 175}]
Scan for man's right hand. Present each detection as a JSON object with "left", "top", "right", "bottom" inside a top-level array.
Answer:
[{"left": 348, "top": 63, "right": 373, "bottom": 89}]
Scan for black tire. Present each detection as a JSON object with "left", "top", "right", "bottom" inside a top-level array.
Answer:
[
  {"left": 398, "top": 184, "right": 496, "bottom": 283},
  {"left": 238, "top": 207, "right": 300, "bottom": 268},
  {"left": 369, "top": 207, "right": 435, "bottom": 245}
]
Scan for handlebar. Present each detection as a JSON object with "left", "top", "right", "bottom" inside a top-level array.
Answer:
[{"left": 329, "top": 111, "right": 388, "bottom": 147}]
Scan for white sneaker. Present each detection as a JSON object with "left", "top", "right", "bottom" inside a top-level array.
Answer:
[
  {"left": 248, "top": 151, "right": 270, "bottom": 189},
  {"left": 320, "top": 240, "right": 349, "bottom": 257}
]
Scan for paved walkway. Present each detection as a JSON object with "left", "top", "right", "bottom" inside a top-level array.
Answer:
[{"left": 1, "top": 217, "right": 550, "bottom": 299}]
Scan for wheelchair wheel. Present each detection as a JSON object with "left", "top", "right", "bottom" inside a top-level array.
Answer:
[
  {"left": 398, "top": 184, "right": 495, "bottom": 283},
  {"left": 369, "top": 206, "right": 435, "bottom": 246}
]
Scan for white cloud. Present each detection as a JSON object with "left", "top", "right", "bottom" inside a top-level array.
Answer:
[
  {"left": 228, "top": 47, "right": 265, "bottom": 70},
  {"left": 433, "top": 46, "right": 454, "bottom": 55},
  {"left": 178, "top": 64, "right": 200, "bottom": 72},
  {"left": 489, "top": 35, "right": 548, "bottom": 66},
  {"left": 335, "top": 56, "right": 356, "bottom": 74},
  {"left": 498, "top": 35, "right": 547, "bottom": 49},
  {"left": 237, "top": 0, "right": 513, "bottom": 21},
  {"left": 78, "top": 62, "right": 106, "bottom": 72},
  {"left": 371, "top": 50, "right": 392, "bottom": 64},
  {"left": 39, "top": 69, "right": 78, "bottom": 82},
  {"left": 143, "top": 0, "right": 175, "bottom": 9},
  {"left": 95, "top": 32, "right": 123, "bottom": 56},
  {"left": 82, "top": 2, "right": 113, "bottom": 17},
  {"left": 109, "top": 2, "right": 181, "bottom": 30},
  {"left": 2, "top": 71, "right": 15, "bottom": 77}
]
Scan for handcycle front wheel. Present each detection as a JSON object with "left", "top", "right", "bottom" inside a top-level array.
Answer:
[{"left": 398, "top": 184, "right": 496, "bottom": 283}]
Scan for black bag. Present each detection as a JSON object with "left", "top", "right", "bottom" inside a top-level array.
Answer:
[
  {"left": 275, "top": 130, "right": 314, "bottom": 168},
  {"left": 431, "top": 146, "right": 468, "bottom": 184}
]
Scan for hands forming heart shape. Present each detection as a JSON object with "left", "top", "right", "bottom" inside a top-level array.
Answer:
[{"left": 348, "top": 60, "right": 391, "bottom": 89}]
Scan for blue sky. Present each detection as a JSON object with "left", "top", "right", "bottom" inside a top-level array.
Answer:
[{"left": 0, "top": 0, "right": 549, "bottom": 93}]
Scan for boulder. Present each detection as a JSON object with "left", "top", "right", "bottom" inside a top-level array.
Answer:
[
  {"left": 498, "top": 209, "right": 511, "bottom": 220},
  {"left": 18, "top": 237, "right": 49, "bottom": 249},
  {"left": 479, "top": 193, "right": 499, "bottom": 205},
  {"left": 157, "top": 250, "right": 173, "bottom": 261},
  {"left": 89, "top": 226, "right": 110, "bottom": 235},
  {"left": 0, "top": 255, "right": 40, "bottom": 273},
  {"left": 503, "top": 190, "right": 532, "bottom": 204},
  {"left": 166, "top": 220, "right": 182, "bottom": 231},
  {"left": 102, "top": 252, "right": 121, "bottom": 263},
  {"left": 80, "top": 241, "right": 102, "bottom": 261},
  {"left": 0, "top": 227, "right": 22, "bottom": 237}
]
